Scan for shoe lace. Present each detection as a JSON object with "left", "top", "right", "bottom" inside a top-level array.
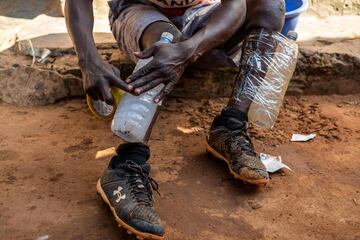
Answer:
[
  {"left": 230, "top": 126, "right": 256, "bottom": 157},
  {"left": 123, "top": 160, "right": 160, "bottom": 206}
]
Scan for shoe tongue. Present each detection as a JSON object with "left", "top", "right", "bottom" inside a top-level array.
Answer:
[
  {"left": 226, "top": 117, "right": 247, "bottom": 131},
  {"left": 140, "top": 163, "right": 150, "bottom": 174},
  {"left": 116, "top": 143, "right": 150, "bottom": 165},
  {"left": 121, "top": 161, "right": 150, "bottom": 173},
  {"left": 111, "top": 159, "right": 150, "bottom": 174}
]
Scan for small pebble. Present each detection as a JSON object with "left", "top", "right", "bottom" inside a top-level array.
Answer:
[{"left": 248, "top": 200, "right": 262, "bottom": 210}]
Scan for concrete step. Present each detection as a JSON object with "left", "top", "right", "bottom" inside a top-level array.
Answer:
[{"left": 0, "top": 37, "right": 359, "bottom": 105}]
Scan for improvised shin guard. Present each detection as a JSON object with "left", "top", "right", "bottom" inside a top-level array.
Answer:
[{"left": 230, "top": 29, "right": 298, "bottom": 129}]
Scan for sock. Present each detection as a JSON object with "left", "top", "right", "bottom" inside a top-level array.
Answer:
[
  {"left": 211, "top": 106, "right": 248, "bottom": 130},
  {"left": 112, "top": 143, "right": 150, "bottom": 167},
  {"left": 221, "top": 107, "right": 248, "bottom": 122}
]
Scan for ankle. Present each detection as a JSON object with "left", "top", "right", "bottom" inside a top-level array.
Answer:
[
  {"left": 211, "top": 107, "right": 248, "bottom": 130},
  {"left": 227, "top": 100, "right": 251, "bottom": 115},
  {"left": 113, "top": 143, "right": 150, "bottom": 167},
  {"left": 221, "top": 107, "right": 248, "bottom": 122}
]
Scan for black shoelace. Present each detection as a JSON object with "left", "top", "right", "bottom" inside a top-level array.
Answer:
[
  {"left": 123, "top": 160, "right": 160, "bottom": 206},
  {"left": 231, "top": 128, "right": 256, "bottom": 157}
]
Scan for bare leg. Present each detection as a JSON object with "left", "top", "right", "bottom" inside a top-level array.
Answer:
[
  {"left": 206, "top": 0, "right": 286, "bottom": 186},
  {"left": 226, "top": 0, "right": 286, "bottom": 114},
  {"left": 140, "top": 21, "right": 183, "bottom": 50},
  {"left": 98, "top": 9, "right": 183, "bottom": 240},
  {"left": 136, "top": 21, "right": 183, "bottom": 143}
]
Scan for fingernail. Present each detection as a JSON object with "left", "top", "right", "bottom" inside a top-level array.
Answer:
[
  {"left": 127, "top": 85, "right": 133, "bottom": 91},
  {"left": 125, "top": 79, "right": 131, "bottom": 83},
  {"left": 135, "top": 89, "right": 141, "bottom": 95},
  {"left": 134, "top": 51, "right": 140, "bottom": 55},
  {"left": 154, "top": 99, "right": 159, "bottom": 103}
]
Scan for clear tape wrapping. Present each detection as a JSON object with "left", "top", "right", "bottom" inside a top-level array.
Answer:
[{"left": 234, "top": 31, "right": 298, "bottom": 129}]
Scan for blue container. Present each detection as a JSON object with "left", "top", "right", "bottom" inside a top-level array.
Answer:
[{"left": 281, "top": 0, "right": 309, "bottom": 35}]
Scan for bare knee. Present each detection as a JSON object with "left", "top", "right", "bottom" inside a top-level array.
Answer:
[
  {"left": 140, "top": 21, "right": 183, "bottom": 50},
  {"left": 246, "top": 0, "right": 285, "bottom": 32}
]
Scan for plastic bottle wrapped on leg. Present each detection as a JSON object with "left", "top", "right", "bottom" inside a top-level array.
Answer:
[
  {"left": 237, "top": 31, "right": 299, "bottom": 129},
  {"left": 111, "top": 32, "right": 174, "bottom": 143},
  {"left": 111, "top": 84, "right": 164, "bottom": 142}
]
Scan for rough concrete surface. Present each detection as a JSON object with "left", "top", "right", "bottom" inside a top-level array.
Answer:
[
  {"left": 0, "top": 65, "right": 83, "bottom": 105},
  {"left": 308, "top": 0, "right": 360, "bottom": 15},
  {"left": 1, "top": 38, "right": 359, "bottom": 105}
]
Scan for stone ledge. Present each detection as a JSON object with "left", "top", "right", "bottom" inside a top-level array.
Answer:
[
  {"left": 0, "top": 38, "right": 359, "bottom": 105},
  {"left": 0, "top": 66, "right": 82, "bottom": 105}
]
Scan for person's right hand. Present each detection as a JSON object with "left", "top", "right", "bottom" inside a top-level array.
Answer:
[{"left": 80, "top": 57, "right": 130, "bottom": 105}]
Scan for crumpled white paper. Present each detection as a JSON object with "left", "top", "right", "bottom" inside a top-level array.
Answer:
[
  {"left": 291, "top": 133, "right": 316, "bottom": 142},
  {"left": 260, "top": 153, "right": 292, "bottom": 173},
  {"left": 34, "top": 235, "right": 49, "bottom": 240}
]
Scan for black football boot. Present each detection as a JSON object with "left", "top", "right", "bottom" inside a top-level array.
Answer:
[
  {"left": 96, "top": 143, "right": 164, "bottom": 240},
  {"left": 206, "top": 107, "right": 269, "bottom": 186}
]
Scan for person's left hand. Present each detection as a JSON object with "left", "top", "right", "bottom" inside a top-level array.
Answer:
[{"left": 126, "top": 42, "right": 193, "bottom": 103}]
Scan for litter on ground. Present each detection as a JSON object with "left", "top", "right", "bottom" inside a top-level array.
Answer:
[
  {"left": 291, "top": 133, "right": 316, "bottom": 142},
  {"left": 260, "top": 153, "right": 292, "bottom": 173}
]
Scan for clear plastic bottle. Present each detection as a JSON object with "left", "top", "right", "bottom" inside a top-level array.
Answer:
[
  {"left": 111, "top": 32, "right": 174, "bottom": 143},
  {"left": 248, "top": 31, "right": 299, "bottom": 129}
]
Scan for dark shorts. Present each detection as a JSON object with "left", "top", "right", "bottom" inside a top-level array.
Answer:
[{"left": 108, "top": 0, "right": 243, "bottom": 68}]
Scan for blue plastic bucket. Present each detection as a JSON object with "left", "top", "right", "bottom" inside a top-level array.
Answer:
[{"left": 281, "top": 0, "right": 309, "bottom": 35}]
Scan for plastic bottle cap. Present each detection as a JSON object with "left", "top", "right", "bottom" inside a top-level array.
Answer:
[{"left": 160, "top": 32, "right": 174, "bottom": 43}]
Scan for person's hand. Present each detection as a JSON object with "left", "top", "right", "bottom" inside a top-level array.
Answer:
[
  {"left": 80, "top": 57, "right": 129, "bottom": 105},
  {"left": 126, "top": 42, "right": 192, "bottom": 103}
]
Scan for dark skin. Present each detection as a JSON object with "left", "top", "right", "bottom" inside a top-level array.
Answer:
[
  {"left": 127, "top": 0, "right": 247, "bottom": 103},
  {"left": 65, "top": 0, "right": 246, "bottom": 105},
  {"left": 65, "top": 0, "right": 129, "bottom": 105},
  {"left": 132, "top": 0, "right": 285, "bottom": 106},
  {"left": 65, "top": 0, "right": 284, "bottom": 111}
]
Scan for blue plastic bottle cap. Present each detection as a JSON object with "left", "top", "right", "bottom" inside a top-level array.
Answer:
[{"left": 160, "top": 32, "right": 174, "bottom": 43}]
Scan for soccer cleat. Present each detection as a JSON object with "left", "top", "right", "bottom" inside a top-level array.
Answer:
[
  {"left": 206, "top": 112, "right": 269, "bottom": 186},
  {"left": 97, "top": 156, "right": 164, "bottom": 239}
]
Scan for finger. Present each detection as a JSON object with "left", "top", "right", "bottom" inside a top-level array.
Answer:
[
  {"left": 109, "top": 67, "right": 131, "bottom": 92},
  {"left": 110, "top": 76, "right": 132, "bottom": 92},
  {"left": 83, "top": 72, "right": 100, "bottom": 100},
  {"left": 99, "top": 84, "right": 114, "bottom": 105},
  {"left": 134, "top": 78, "right": 165, "bottom": 95},
  {"left": 87, "top": 88, "right": 99, "bottom": 101},
  {"left": 126, "top": 61, "right": 158, "bottom": 84},
  {"left": 134, "top": 44, "right": 158, "bottom": 59},
  {"left": 129, "top": 72, "right": 162, "bottom": 89},
  {"left": 154, "top": 82, "right": 175, "bottom": 103}
]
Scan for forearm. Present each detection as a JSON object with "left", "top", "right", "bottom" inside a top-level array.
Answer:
[
  {"left": 183, "top": 0, "right": 246, "bottom": 64},
  {"left": 65, "top": 0, "right": 99, "bottom": 67}
]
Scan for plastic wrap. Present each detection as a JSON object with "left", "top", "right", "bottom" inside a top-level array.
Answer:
[
  {"left": 233, "top": 30, "right": 298, "bottom": 129},
  {"left": 111, "top": 32, "right": 173, "bottom": 143}
]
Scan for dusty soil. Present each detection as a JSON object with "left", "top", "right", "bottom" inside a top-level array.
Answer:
[
  {"left": 1, "top": 1, "right": 359, "bottom": 240},
  {"left": 0, "top": 94, "right": 359, "bottom": 240}
]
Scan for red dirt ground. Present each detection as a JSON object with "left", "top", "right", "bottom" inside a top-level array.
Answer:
[{"left": 0, "top": 94, "right": 359, "bottom": 240}]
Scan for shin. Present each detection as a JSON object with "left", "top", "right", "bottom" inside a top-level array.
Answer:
[
  {"left": 140, "top": 21, "right": 183, "bottom": 50},
  {"left": 227, "top": 0, "right": 287, "bottom": 114}
]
